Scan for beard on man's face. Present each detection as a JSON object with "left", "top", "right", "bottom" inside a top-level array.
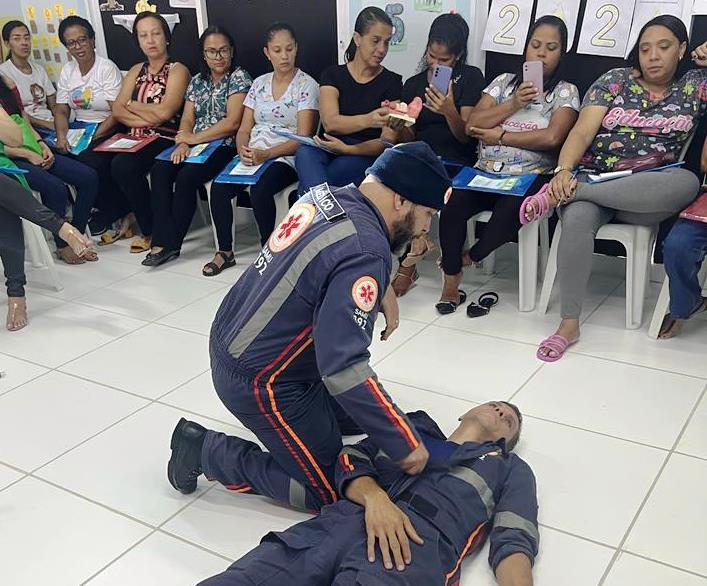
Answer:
[{"left": 389, "top": 208, "right": 417, "bottom": 254}]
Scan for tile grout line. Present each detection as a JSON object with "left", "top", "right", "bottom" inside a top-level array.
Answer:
[
  {"left": 596, "top": 381, "right": 707, "bottom": 585},
  {"left": 613, "top": 549, "right": 707, "bottom": 580}
]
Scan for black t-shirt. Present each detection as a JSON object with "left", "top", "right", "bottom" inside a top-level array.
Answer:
[
  {"left": 402, "top": 64, "right": 485, "bottom": 165},
  {"left": 320, "top": 64, "right": 402, "bottom": 143}
]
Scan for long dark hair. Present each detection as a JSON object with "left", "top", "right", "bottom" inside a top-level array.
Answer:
[
  {"left": 627, "top": 15, "right": 690, "bottom": 80},
  {"left": 417, "top": 13, "right": 469, "bottom": 74},
  {"left": 510, "top": 15, "right": 568, "bottom": 97},
  {"left": 198, "top": 25, "right": 237, "bottom": 79},
  {"left": 2, "top": 20, "right": 30, "bottom": 60},
  {"left": 345, "top": 6, "right": 392, "bottom": 62},
  {"left": 0, "top": 76, "right": 22, "bottom": 116}
]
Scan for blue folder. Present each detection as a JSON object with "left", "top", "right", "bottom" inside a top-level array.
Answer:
[
  {"left": 213, "top": 156, "right": 275, "bottom": 185},
  {"left": 37, "top": 121, "right": 98, "bottom": 155},
  {"left": 156, "top": 139, "right": 224, "bottom": 164},
  {"left": 452, "top": 166, "right": 538, "bottom": 197},
  {"left": 0, "top": 166, "right": 29, "bottom": 176}
]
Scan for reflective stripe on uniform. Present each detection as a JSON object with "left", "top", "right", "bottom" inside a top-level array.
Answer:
[
  {"left": 228, "top": 219, "right": 357, "bottom": 358},
  {"left": 288, "top": 478, "right": 308, "bottom": 510},
  {"left": 449, "top": 465, "right": 495, "bottom": 517},
  {"left": 341, "top": 445, "right": 373, "bottom": 464},
  {"left": 493, "top": 510, "right": 539, "bottom": 543},
  {"left": 323, "top": 361, "right": 376, "bottom": 396}
]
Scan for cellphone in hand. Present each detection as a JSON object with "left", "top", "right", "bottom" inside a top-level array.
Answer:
[
  {"left": 522, "top": 60, "right": 544, "bottom": 96},
  {"left": 431, "top": 64, "right": 453, "bottom": 95}
]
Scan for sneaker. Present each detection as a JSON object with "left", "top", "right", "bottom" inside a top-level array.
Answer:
[{"left": 168, "top": 418, "right": 206, "bottom": 494}]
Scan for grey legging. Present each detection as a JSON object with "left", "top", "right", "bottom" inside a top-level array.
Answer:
[
  {"left": 557, "top": 168, "right": 700, "bottom": 319},
  {"left": 0, "top": 174, "right": 64, "bottom": 298}
]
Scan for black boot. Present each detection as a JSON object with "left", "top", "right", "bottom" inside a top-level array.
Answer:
[{"left": 168, "top": 418, "right": 206, "bottom": 494}]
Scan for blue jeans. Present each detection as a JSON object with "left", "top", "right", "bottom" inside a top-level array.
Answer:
[
  {"left": 663, "top": 218, "right": 707, "bottom": 318},
  {"left": 17, "top": 154, "right": 98, "bottom": 248},
  {"left": 295, "top": 144, "right": 375, "bottom": 194}
]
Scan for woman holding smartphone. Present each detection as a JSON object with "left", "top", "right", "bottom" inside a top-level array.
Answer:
[
  {"left": 294, "top": 6, "right": 402, "bottom": 193},
  {"left": 435, "top": 15, "right": 579, "bottom": 314},
  {"left": 391, "top": 12, "right": 485, "bottom": 296}
]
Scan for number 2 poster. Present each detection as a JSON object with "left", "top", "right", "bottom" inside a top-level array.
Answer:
[
  {"left": 481, "top": 0, "right": 534, "bottom": 55},
  {"left": 576, "top": 0, "right": 636, "bottom": 57}
]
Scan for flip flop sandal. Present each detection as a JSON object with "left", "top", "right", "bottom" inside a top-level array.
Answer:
[
  {"left": 659, "top": 297, "right": 707, "bottom": 339},
  {"left": 519, "top": 184, "right": 553, "bottom": 226},
  {"left": 202, "top": 251, "right": 236, "bottom": 277},
  {"left": 435, "top": 290, "right": 467, "bottom": 315},
  {"left": 98, "top": 227, "right": 134, "bottom": 246},
  {"left": 536, "top": 334, "right": 578, "bottom": 363},
  {"left": 466, "top": 291, "right": 499, "bottom": 318},
  {"left": 130, "top": 237, "right": 152, "bottom": 254}
]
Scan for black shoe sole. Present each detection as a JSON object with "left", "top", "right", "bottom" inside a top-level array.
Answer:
[
  {"left": 167, "top": 417, "right": 197, "bottom": 495},
  {"left": 143, "top": 250, "right": 180, "bottom": 267}
]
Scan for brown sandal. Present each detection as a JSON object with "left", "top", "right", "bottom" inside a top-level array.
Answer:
[
  {"left": 6, "top": 297, "right": 28, "bottom": 331},
  {"left": 202, "top": 251, "right": 236, "bottom": 277},
  {"left": 391, "top": 237, "right": 436, "bottom": 297}
]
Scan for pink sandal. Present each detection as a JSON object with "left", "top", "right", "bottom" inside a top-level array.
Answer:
[
  {"left": 536, "top": 334, "right": 577, "bottom": 362},
  {"left": 519, "top": 184, "right": 554, "bottom": 225}
]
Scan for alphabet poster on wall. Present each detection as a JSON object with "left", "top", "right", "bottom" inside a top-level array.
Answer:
[
  {"left": 624, "top": 0, "right": 688, "bottom": 58},
  {"left": 481, "top": 0, "right": 534, "bottom": 55},
  {"left": 344, "top": 0, "right": 474, "bottom": 79},
  {"left": 576, "top": 0, "right": 637, "bottom": 57},
  {"left": 535, "top": 0, "right": 581, "bottom": 49}
]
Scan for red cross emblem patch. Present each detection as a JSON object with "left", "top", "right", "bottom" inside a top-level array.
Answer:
[
  {"left": 352, "top": 276, "right": 379, "bottom": 312},
  {"left": 269, "top": 204, "right": 316, "bottom": 252}
]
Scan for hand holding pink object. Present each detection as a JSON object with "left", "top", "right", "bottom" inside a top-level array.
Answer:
[{"left": 382, "top": 97, "right": 424, "bottom": 128}]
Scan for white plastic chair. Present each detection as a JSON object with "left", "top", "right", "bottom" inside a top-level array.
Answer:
[
  {"left": 466, "top": 212, "right": 550, "bottom": 312},
  {"left": 23, "top": 191, "right": 63, "bottom": 292},
  {"left": 539, "top": 222, "right": 656, "bottom": 329},
  {"left": 648, "top": 261, "right": 707, "bottom": 338}
]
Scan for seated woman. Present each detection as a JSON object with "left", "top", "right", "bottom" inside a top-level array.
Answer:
[
  {"left": 0, "top": 106, "right": 92, "bottom": 331},
  {"left": 0, "top": 21, "right": 56, "bottom": 131},
  {"left": 391, "top": 12, "right": 486, "bottom": 296},
  {"left": 145, "top": 26, "right": 251, "bottom": 267},
  {"left": 526, "top": 15, "right": 707, "bottom": 360},
  {"left": 434, "top": 15, "right": 578, "bottom": 312},
  {"left": 0, "top": 73, "right": 100, "bottom": 264},
  {"left": 53, "top": 15, "right": 124, "bottom": 236},
  {"left": 205, "top": 22, "right": 319, "bottom": 276},
  {"left": 294, "top": 6, "right": 401, "bottom": 193},
  {"left": 100, "top": 12, "right": 190, "bottom": 253}
]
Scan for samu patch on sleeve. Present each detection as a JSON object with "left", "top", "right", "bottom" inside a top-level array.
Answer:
[
  {"left": 352, "top": 276, "right": 378, "bottom": 312},
  {"left": 268, "top": 203, "right": 316, "bottom": 252}
]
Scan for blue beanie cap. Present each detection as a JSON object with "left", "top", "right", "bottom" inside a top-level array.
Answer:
[{"left": 365, "top": 142, "right": 451, "bottom": 210}]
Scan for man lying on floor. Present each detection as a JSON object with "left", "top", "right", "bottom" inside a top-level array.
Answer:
[{"left": 193, "top": 401, "right": 538, "bottom": 586}]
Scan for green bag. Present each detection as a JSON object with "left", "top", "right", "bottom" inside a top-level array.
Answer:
[{"left": 11, "top": 113, "right": 43, "bottom": 156}]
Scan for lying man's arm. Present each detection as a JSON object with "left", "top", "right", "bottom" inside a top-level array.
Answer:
[{"left": 495, "top": 552, "right": 533, "bottom": 586}]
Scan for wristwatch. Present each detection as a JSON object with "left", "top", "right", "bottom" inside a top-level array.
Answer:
[{"left": 552, "top": 165, "right": 574, "bottom": 175}]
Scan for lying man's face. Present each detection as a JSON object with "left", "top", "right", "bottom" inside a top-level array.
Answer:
[{"left": 458, "top": 401, "right": 523, "bottom": 449}]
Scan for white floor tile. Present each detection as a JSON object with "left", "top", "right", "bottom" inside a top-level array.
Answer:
[
  {"left": 0, "top": 477, "right": 149, "bottom": 586},
  {"left": 381, "top": 379, "right": 477, "bottom": 437},
  {"left": 370, "top": 318, "right": 427, "bottom": 366},
  {"left": 625, "top": 454, "right": 707, "bottom": 575},
  {"left": 516, "top": 417, "right": 666, "bottom": 546},
  {"left": 157, "top": 288, "right": 228, "bottom": 336},
  {"left": 37, "top": 403, "right": 243, "bottom": 526},
  {"left": 0, "top": 371, "right": 147, "bottom": 471},
  {"left": 0, "top": 303, "right": 146, "bottom": 368},
  {"left": 677, "top": 391, "right": 707, "bottom": 460},
  {"left": 578, "top": 293, "right": 707, "bottom": 379},
  {"left": 160, "top": 370, "right": 238, "bottom": 426},
  {"left": 60, "top": 323, "right": 210, "bottom": 399},
  {"left": 0, "top": 290, "right": 65, "bottom": 316},
  {"left": 0, "top": 462, "right": 23, "bottom": 490},
  {"left": 163, "top": 488, "right": 312, "bottom": 560},
  {"left": 604, "top": 553, "right": 707, "bottom": 586},
  {"left": 76, "top": 269, "right": 225, "bottom": 321},
  {"left": 86, "top": 532, "right": 228, "bottom": 586},
  {"left": 0, "top": 354, "right": 48, "bottom": 397},
  {"left": 460, "top": 526, "right": 614, "bottom": 586},
  {"left": 376, "top": 325, "right": 541, "bottom": 403},
  {"left": 514, "top": 355, "right": 704, "bottom": 448}
]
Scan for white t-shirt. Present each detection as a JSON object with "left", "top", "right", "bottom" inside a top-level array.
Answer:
[
  {"left": 56, "top": 55, "right": 123, "bottom": 123},
  {"left": 0, "top": 59, "right": 55, "bottom": 121},
  {"left": 244, "top": 69, "right": 319, "bottom": 167}
]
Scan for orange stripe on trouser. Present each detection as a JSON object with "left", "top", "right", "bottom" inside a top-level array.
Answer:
[
  {"left": 252, "top": 327, "right": 330, "bottom": 505},
  {"left": 341, "top": 453, "right": 354, "bottom": 472},
  {"left": 224, "top": 483, "right": 253, "bottom": 493},
  {"left": 366, "top": 378, "right": 420, "bottom": 450},
  {"left": 266, "top": 336, "right": 338, "bottom": 504},
  {"left": 445, "top": 522, "right": 487, "bottom": 585}
]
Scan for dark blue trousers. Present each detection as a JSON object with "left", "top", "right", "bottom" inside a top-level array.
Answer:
[
  {"left": 663, "top": 218, "right": 707, "bottom": 318},
  {"left": 294, "top": 144, "right": 375, "bottom": 195}
]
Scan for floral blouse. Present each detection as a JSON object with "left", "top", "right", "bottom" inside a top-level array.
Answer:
[
  {"left": 186, "top": 67, "right": 252, "bottom": 146},
  {"left": 581, "top": 67, "right": 707, "bottom": 172}
]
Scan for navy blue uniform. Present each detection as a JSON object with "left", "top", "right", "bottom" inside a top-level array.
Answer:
[
  {"left": 198, "top": 411, "right": 539, "bottom": 586},
  {"left": 206, "top": 184, "right": 421, "bottom": 509}
]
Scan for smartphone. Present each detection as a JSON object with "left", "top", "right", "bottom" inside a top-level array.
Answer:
[
  {"left": 522, "top": 60, "right": 544, "bottom": 95},
  {"left": 431, "top": 64, "right": 453, "bottom": 95}
]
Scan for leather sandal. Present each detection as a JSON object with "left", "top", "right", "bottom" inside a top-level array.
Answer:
[
  {"left": 130, "top": 236, "right": 152, "bottom": 254},
  {"left": 435, "top": 290, "right": 467, "bottom": 315},
  {"left": 202, "top": 251, "right": 236, "bottom": 277},
  {"left": 391, "top": 237, "right": 437, "bottom": 297},
  {"left": 466, "top": 292, "right": 499, "bottom": 318}
]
